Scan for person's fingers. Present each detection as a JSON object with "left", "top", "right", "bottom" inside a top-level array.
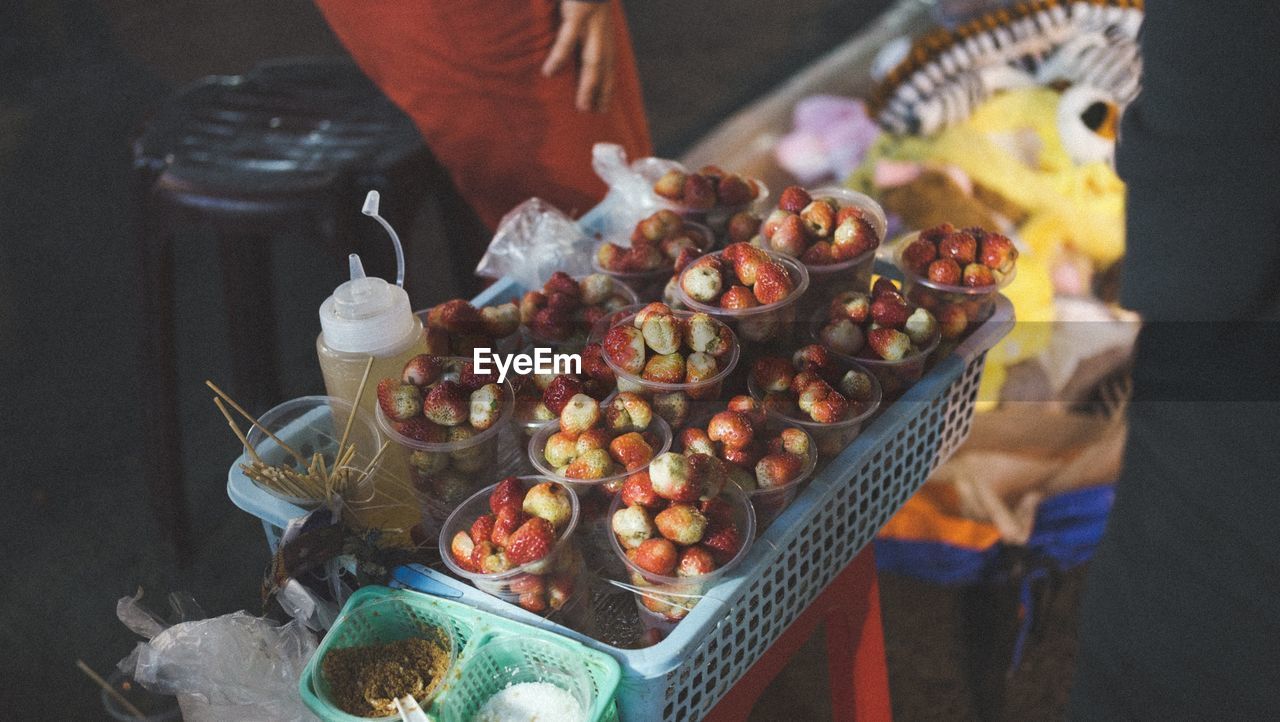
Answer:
[
  {"left": 578, "top": 9, "right": 616, "bottom": 112},
  {"left": 542, "top": 3, "right": 592, "bottom": 77}
]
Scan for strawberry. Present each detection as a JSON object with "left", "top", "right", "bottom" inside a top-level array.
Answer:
[
  {"left": 699, "top": 497, "right": 735, "bottom": 527},
  {"left": 768, "top": 214, "right": 809, "bottom": 257},
  {"left": 904, "top": 308, "right": 939, "bottom": 348},
  {"left": 752, "top": 261, "right": 795, "bottom": 305},
  {"left": 609, "top": 432, "right": 655, "bottom": 471},
  {"left": 723, "top": 242, "right": 770, "bottom": 285},
  {"left": 673, "top": 246, "right": 704, "bottom": 273},
  {"left": 726, "top": 211, "right": 761, "bottom": 244},
  {"left": 621, "top": 470, "right": 664, "bottom": 508},
  {"left": 726, "top": 395, "right": 767, "bottom": 429},
  {"left": 547, "top": 573, "right": 576, "bottom": 610},
  {"left": 641, "top": 313, "right": 681, "bottom": 355},
  {"left": 800, "top": 241, "right": 835, "bottom": 266},
  {"left": 457, "top": 360, "right": 499, "bottom": 391},
  {"left": 505, "top": 517, "right": 556, "bottom": 565},
  {"left": 791, "top": 344, "right": 832, "bottom": 373},
  {"left": 722, "top": 443, "right": 763, "bottom": 470},
  {"left": 962, "top": 263, "right": 995, "bottom": 287},
  {"left": 717, "top": 174, "right": 756, "bottom": 207},
  {"left": 777, "top": 185, "right": 812, "bottom": 214},
  {"left": 634, "top": 538, "right": 678, "bottom": 576},
  {"left": 901, "top": 238, "right": 938, "bottom": 274},
  {"left": 471, "top": 541, "right": 512, "bottom": 574},
  {"left": 377, "top": 379, "right": 421, "bottom": 422},
  {"left": 701, "top": 523, "right": 742, "bottom": 566},
  {"left": 870, "top": 294, "right": 911, "bottom": 329},
  {"left": 750, "top": 356, "right": 794, "bottom": 393},
  {"left": 680, "top": 427, "right": 717, "bottom": 457},
  {"left": 871, "top": 277, "right": 901, "bottom": 299},
  {"left": 677, "top": 545, "right": 718, "bottom": 577},
  {"left": 518, "top": 589, "right": 548, "bottom": 613},
  {"left": 979, "top": 233, "right": 1017, "bottom": 273},
  {"left": 401, "top": 354, "right": 443, "bottom": 387},
  {"left": 819, "top": 318, "right": 864, "bottom": 356},
  {"left": 392, "top": 417, "right": 446, "bottom": 444},
  {"left": 579, "top": 343, "right": 615, "bottom": 386},
  {"left": 919, "top": 223, "right": 955, "bottom": 245},
  {"left": 799, "top": 200, "right": 836, "bottom": 238},
  {"left": 479, "top": 302, "right": 520, "bottom": 338},
  {"left": 832, "top": 216, "right": 878, "bottom": 259},
  {"left": 522, "top": 482, "right": 573, "bottom": 530},
  {"left": 654, "top": 503, "right": 708, "bottom": 545},
  {"left": 652, "top": 391, "right": 691, "bottom": 429},
  {"left": 603, "top": 324, "right": 647, "bottom": 375},
  {"left": 564, "top": 448, "right": 613, "bottom": 480},
  {"left": 642, "top": 353, "right": 685, "bottom": 384},
  {"left": 649, "top": 452, "right": 700, "bottom": 501},
  {"left": 541, "top": 375, "right": 584, "bottom": 415},
  {"left": 756, "top": 452, "right": 804, "bottom": 489},
  {"left": 489, "top": 477, "right": 526, "bottom": 514},
  {"left": 927, "top": 258, "right": 962, "bottom": 286},
  {"left": 470, "top": 514, "right": 496, "bottom": 545},
  {"left": 868, "top": 327, "right": 913, "bottom": 361},
  {"left": 653, "top": 169, "right": 687, "bottom": 200},
  {"left": 719, "top": 285, "right": 759, "bottom": 310},
  {"left": 681, "top": 257, "right": 725, "bottom": 303},
  {"left": 468, "top": 383, "right": 504, "bottom": 431},
  {"left": 682, "top": 173, "right": 717, "bottom": 210},
  {"left": 519, "top": 290, "right": 547, "bottom": 324},
  {"left": 604, "top": 392, "right": 653, "bottom": 433},
  {"left": 938, "top": 231, "right": 977, "bottom": 265},
  {"left": 938, "top": 304, "right": 969, "bottom": 339},
  {"left": 450, "top": 531, "right": 477, "bottom": 571},
  {"left": 838, "top": 370, "right": 876, "bottom": 403},
  {"left": 543, "top": 271, "right": 582, "bottom": 300},
  {"left": 612, "top": 504, "right": 655, "bottom": 549},
  {"left": 491, "top": 503, "right": 524, "bottom": 546},
  {"left": 558, "top": 393, "right": 600, "bottom": 434},
  {"left": 707, "top": 411, "right": 754, "bottom": 450},
  {"left": 779, "top": 428, "right": 811, "bottom": 457},
  {"left": 427, "top": 299, "right": 483, "bottom": 334},
  {"left": 687, "top": 452, "right": 729, "bottom": 499},
  {"left": 422, "top": 380, "right": 469, "bottom": 426}
]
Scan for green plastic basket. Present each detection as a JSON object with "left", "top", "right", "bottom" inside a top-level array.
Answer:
[{"left": 301, "top": 587, "right": 620, "bottom": 722}]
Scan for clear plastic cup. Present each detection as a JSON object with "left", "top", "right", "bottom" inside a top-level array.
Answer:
[
  {"left": 808, "top": 307, "right": 941, "bottom": 399},
  {"left": 607, "top": 482, "right": 756, "bottom": 630},
  {"left": 747, "top": 356, "right": 883, "bottom": 458},
  {"left": 523, "top": 274, "right": 640, "bottom": 354},
  {"left": 246, "top": 395, "right": 381, "bottom": 507},
  {"left": 438, "top": 476, "right": 588, "bottom": 623},
  {"left": 592, "top": 221, "right": 715, "bottom": 302},
  {"left": 440, "top": 635, "right": 595, "bottom": 722},
  {"left": 593, "top": 308, "right": 742, "bottom": 429},
  {"left": 796, "top": 187, "right": 888, "bottom": 306},
  {"left": 676, "top": 248, "right": 811, "bottom": 348},
  {"left": 374, "top": 357, "right": 514, "bottom": 536},
  {"left": 315, "top": 596, "right": 458, "bottom": 718},
  {"left": 743, "top": 430, "right": 819, "bottom": 531},
  {"left": 894, "top": 231, "right": 1017, "bottom": 334}
]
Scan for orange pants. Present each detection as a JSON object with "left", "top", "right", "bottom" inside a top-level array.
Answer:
[{"left": 314, "top": 0, "right": 652, "bottom": 231}]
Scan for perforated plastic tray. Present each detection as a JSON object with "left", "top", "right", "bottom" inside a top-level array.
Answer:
[{"left": 229, "top": 275, "right": 1012, "bottom": 722}]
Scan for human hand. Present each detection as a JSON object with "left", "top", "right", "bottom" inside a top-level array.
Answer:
[{"left": 541, "top": 0, "right": 616, "bottom": 113}]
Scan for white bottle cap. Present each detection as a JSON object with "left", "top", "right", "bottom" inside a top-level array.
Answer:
[{"left": 319, "top": 273, "right": 416, "bottom": 355}]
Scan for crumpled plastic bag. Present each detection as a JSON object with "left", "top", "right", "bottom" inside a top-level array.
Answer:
[
  {"left": 585, "top": 142, "right": 683, "bottom": 242},
  {"left": 117, "top": 590, "right": 318, "bottom": 722},
  {"left": 474, "top": 198, "right": 596, "bottom": 289}
]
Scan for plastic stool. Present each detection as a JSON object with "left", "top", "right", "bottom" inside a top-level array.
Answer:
[{"left": 706, "top": 546, "right": 892, "bottom": 721}]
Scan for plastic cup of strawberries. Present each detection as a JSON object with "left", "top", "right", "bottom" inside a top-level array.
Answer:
[
  {"left": 607, "top": 461, "right": 756, "bottom": 631},
  {"left": 593, "top": 303, "right": 741, "bottom": 429},
  {"left": 894, "top": 226, "right": 1018, "bottom": 335},
  {"left": 374, "top": 356, "right": 515, "bottom": 535},
  {"left": 592, "top": 215, "right": 715, "bottom": 303},
  {"left": 440, "top": 476, "right": 589, "bottom": 623},
  {"left": 808, "top": 279, "right": 943, "bottom": 399},
  {"left": 648, "top": 164, "right": 771, "bottom": 236},
  {"left": 519, "top": 272, "right": 641, "bottom": 354},
  {"left": 675, "top": 244, "right": 811, "bottom": 346},
  {"left": 746, "top": 348, "right": 883, "bottom": 459},
  {"left": 760, "top": 185, "right": 887, "bottom": 307}
]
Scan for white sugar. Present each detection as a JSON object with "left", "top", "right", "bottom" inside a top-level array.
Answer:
[{"left": 473, "top": 681, "right": 584, "bottom": 722}]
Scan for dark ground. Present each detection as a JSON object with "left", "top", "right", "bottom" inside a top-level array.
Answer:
[{"left": 0, "top": 0, "right": 1081, "bottom": 718}]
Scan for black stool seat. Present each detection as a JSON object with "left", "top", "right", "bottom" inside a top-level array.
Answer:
[{"left": 133, "top": 58, "right": 443, "bottom": 559}]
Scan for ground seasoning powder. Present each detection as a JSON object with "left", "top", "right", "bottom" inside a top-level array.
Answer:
[{"left": 322, "top": 637, "right": 451, "bottom": 717}]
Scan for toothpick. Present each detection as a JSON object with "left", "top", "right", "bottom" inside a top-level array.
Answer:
[
  {"left": 215, "top": 398, "right": 263, "bottom": 465},
  {"left": 352, "top": 440, "right": 391, "bottom": 486},
  {"left": 337, "top": 356, "right": 375, "bottom": 461},
  {"left": 205, "top": 380, "right": 306, "bottom": 464},
  {"left": 76, "top": 659, "right": 147, "bottom": 721}
]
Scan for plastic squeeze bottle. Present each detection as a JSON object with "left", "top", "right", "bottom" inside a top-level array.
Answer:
[{"left": 316, "top": 191, "right": 427, "bottom": 416}]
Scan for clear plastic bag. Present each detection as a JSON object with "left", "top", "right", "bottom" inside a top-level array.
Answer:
[
  {"left": 474, "top": 198, "right": 596, "bottom": 289},
  {"left": 117, "top": 591, "right": 318, "bottom": 722},
  {"left": 585, "top": 142, "right": 683, "bottom": 241}
]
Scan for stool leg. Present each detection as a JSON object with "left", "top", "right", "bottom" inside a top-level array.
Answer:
[
  {"left": 217, "top": 234, "right": 281, "bottom": 410},
  {"left": 826, "top": 547, "right": 893, "bottom": 722},
  {"left": 135, "top": 189, "right": 192, "bottom": 561}
]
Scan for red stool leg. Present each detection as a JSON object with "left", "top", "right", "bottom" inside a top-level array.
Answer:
[{"left": 826, "top": 547, "right": 892, "bottom": 722}]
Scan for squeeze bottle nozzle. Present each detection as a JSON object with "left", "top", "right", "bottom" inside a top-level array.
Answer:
[{"left": 361, "top": 190, "right": 405, "bottom": 288}]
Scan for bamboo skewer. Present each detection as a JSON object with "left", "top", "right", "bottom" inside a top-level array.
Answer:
[
  {"left": 76, "top": 659, "right": 147, "bottom": 721},
  {"left": 336, "top": 356, "right": 375, "bottom": 462},
  {"left": 205, "top": 380, "right": 306, "bottom": 465},
  {"left": 214, "top": 398, "right": 263, "bottom": 466}
]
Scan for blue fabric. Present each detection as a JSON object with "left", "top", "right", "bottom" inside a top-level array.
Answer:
[{"left": 874, "top": 485, "right": 1115, "bottom": 668}]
